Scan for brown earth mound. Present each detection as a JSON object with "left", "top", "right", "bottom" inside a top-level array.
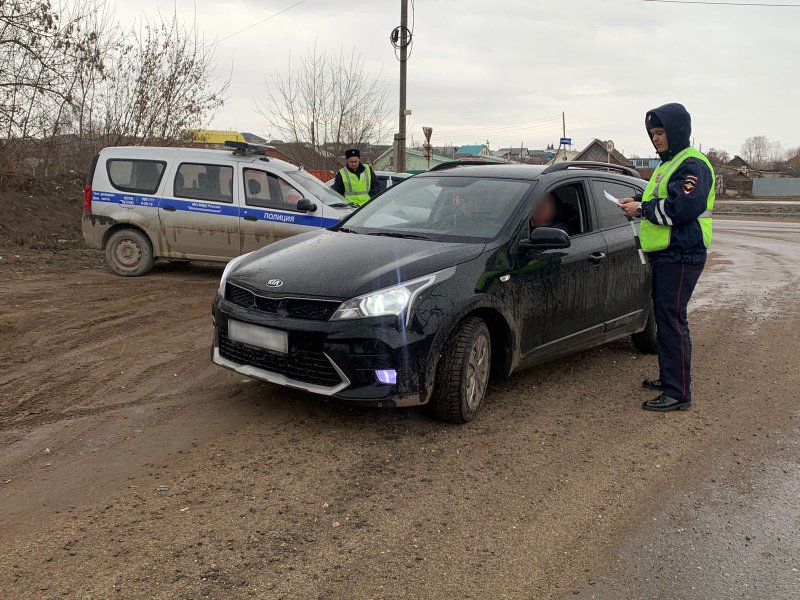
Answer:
[{"left": 0, "top": 173, "right": 84, "bottom": 250}]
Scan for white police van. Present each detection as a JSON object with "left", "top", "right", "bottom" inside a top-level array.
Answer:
[{"left": 82, "top": 142, "right": 353, "bottom": 276}]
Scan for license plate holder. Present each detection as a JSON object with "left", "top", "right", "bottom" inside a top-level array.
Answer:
[{"left": 227, "top": 320, "right": 288, "bottom": 354}]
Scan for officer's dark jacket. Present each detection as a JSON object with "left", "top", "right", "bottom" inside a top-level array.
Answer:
[
  {"left": 331, "top": 163, "right": 380, "bottom": 199},
  {"left": 638, "top": 103, "right": 713, "bottom": 264}
]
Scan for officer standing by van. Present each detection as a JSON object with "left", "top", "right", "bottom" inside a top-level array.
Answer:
[
  {"left": 332, "top": 148, "right": 379, "bottom": 206},
  {"left": 619, "top": 103, "right": 715, "bottom": 412}
]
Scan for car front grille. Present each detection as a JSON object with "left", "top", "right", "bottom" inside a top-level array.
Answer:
[
  {"left": 218, "top": 328, "right": 343, "bottom": 388},
  {"left": 225, "top": 283, "right": 340, "bottom": 321}
]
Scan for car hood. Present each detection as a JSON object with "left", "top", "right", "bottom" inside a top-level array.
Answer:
[{"left": 229, "top": 230, "right": 483, "bottom": 298}]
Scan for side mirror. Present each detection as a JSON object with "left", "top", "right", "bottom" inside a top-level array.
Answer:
[
  {"left": 296, "top": 198, "right": 317, "bottom": 213},
  {"left": 520, "top": 226, "right": 571, "bottom": 250}
]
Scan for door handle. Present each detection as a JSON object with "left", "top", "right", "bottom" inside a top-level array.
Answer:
[
  {"left": 162, "top": 205, "right": 176, "bottom": 212},
  {"left": 588, "top": 252, "right": 607, "bottom": 265},
  {"left": 243, "top": 215, "right": 258, "bottom": 222}
]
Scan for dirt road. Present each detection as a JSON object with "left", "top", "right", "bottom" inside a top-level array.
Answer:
[{"left": 1, "top": 219, "right": 798, "bottom": 599}]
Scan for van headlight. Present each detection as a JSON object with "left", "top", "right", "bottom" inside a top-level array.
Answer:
[
  {"left": 331, "top": 268, "right": 454, "bottom": 323},
  {"left": 218, "top": 252, "right": 253, "bottom": 297}
]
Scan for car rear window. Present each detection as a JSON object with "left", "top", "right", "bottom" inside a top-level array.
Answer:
[
  {"left": 174, "top": 163, "right": 234, "bottom": 203},
  {"left": 106, "top": 159, "right": 166, "bottom": 195}
]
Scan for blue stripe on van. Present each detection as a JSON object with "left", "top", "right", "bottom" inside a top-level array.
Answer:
[{"left": 91, "top": 191, "right": 341, "bottom": 228}]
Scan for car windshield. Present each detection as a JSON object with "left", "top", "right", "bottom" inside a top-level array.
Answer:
[
  {"left": 338, "top": 175, "right": 533, "bottom": 242},
  {"left": 286, "top": 170, "right": 350, "bottom": 207}
]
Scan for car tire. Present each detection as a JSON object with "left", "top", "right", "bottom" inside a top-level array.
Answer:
[
  {"left": 430, "top": 317, "right": 492, "bottom": 424},
  {"left": 631, "top": 305, "right": 658, "bottom": 354},
  {"left": 105, "top": 228, "right": 154, "bottom": 277}
]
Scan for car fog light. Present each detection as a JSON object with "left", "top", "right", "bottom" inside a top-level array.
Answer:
[{"left": 375, "top": 369, "right": 397, "bottom": 385}]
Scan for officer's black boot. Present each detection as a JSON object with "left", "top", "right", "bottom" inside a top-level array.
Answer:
[{"left": 642, "top": 394, "right": 691, "bottom": 412}]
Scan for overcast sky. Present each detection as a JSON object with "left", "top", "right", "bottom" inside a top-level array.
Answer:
[{"left": 115, "top": 0, "right": 798, "bottom": 158}]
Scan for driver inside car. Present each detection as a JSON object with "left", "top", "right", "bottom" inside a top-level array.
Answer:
[{"left": 530, "top": 192, "right": 568, "bottom": 233}]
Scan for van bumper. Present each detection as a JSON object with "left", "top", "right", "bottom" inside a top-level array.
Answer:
[{"left": 81, "top": 213, "right": 115, "bottom": 249}]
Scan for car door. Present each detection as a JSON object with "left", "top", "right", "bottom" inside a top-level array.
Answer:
[
  {"left": 509, "top": 178, "right": 609, "bottom": 361},
  {"left": 590, "top": 178, "right": 651, "bottom": 333},
  {"left": 239, "top": 168, "right": 319, "bottom": 254},
  {"left": 158, "top": 161, "right": 240, "bottom": 260}
]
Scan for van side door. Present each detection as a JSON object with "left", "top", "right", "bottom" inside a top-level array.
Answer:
[
  {"left": 589, "top": 178, "right": 651, "bottom": 333},
  {"left": 239, "top": 168, "right": 320, "bottom": 254},
  {"left": 158, "top": 161, "right": 240, "bottom": 260}
]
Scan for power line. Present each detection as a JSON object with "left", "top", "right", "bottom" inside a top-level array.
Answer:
[
  {"left": 639, "top": 0, "right": 800, "bottom": 6},
  {"left": 218, "top": 0, "right": 310, "bottom": 42},
  {"left": 435, "top": 117, "right": 563, "bottom": 136}
]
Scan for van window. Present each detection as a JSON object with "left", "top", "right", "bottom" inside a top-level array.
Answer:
[
  {"left": 174, "top": 163, "right": 234, "bottom": 203},
  {"left": 107, "top": 159, "right": 166, "bottom": 195},
  {"left": 243, "top": 169, "right": 303, "bottom": 211}
]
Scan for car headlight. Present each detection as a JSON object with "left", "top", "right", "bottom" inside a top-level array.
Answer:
[
  {"left": 331, "top": 267, "right": 455, "bottom": 323},
  {"left": 218, "top": 252, "right": 253, "bottom": 297}
]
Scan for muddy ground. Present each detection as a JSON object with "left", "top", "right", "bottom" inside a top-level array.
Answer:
[{"left": 0, "top": 182, "right": 799, "bottom": 599}]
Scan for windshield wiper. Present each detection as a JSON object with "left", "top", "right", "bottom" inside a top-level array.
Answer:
[
  {"left": 337, "top": 226, "right": 359, "bottom": 234},
  {"left": 328, "top": 202, "right": 351, "bottom": 208},
  {"left": 365, "top": 231, "right": 430, "bottom": 240}
]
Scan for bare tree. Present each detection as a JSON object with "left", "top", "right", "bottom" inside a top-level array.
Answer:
[
  {"left": 741, "top": 136, "right": 775, "bottom": 169},
  {"left": 258, "top": 45, "right": 391, "bottom": 170},
  {"left": 0, "top": 1, "right": 229, "bottom": 187},
  {"left": 706, "top": 147, "right": 730, "bottom": 169},
  {"left": 100, "top": 12, "right": 228, "bottom": 147}
]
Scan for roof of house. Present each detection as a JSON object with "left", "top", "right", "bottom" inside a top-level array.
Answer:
[
  {"left": 455, "top": 144, "right": 487, "bottom": 156},
  {"left": 727, "top": 155, "right": 751, "bottom": 168},
  {"left": 573, "top": 139, "right": 631, "bottom": 165},
  {"left": 498, "top": 147, "right": 529, "bottom": 154}
]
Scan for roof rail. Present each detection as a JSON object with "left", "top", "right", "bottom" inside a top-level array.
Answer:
[
  {"left": 224, "top": 140, "right": 269, "bottom": 158},
  {"left": 428, "top": 159, "right": 503, "bottom": 172},
  {"left": 541, "top": 161, "right": 640, "bottom": 178}
]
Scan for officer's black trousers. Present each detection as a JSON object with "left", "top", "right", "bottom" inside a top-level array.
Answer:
[{"left": 651, "top": 260, "right": 705, "bottom": 402}]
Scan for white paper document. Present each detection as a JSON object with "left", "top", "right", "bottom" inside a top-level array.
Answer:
[{"left": 603, "top": 190, "right": 621, "bottom": 205}]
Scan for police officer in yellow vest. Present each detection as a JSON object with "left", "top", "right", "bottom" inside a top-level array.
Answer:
[
  {"left": 332, "top": 148, "right": 379, "bottom": 206},
  {"left": 620, "top": 103, "right": 714, "bottom": 412}
]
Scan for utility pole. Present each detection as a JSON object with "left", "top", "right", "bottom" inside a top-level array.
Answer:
[
  {"left": 396, "top": 0, "right": 409, "bottom": 174},
  {"left": 562, "top": 111, "right": 566, "bottom": 139}
]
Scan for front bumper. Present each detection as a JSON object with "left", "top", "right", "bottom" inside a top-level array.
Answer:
[{"left": 211, "top": 291, "right": 435, "bottom": 407}]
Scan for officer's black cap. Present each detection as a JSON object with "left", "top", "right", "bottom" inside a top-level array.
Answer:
[{"left": 345, "top": 148, "right": 360, "bottom": 159}]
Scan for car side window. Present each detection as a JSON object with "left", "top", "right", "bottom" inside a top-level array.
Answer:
[
  {"left": 591, "top": 180, "right": 642, "bottom": 229},
  {"left": 530, "top": 181, "right": 592, "bottom": 237},
  {"left": 174, "top": 163, "right": 234, "bottom": 203},
  {"left": 243, "top": 169, "right": 303, "bottom": 211},
  {"left": 107, "top": 159, "right": 166, "bottom": 195}
]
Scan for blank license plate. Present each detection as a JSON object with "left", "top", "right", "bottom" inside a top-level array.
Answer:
[{"left": 228, "top": 320, "right": 288, "bottom": 354}]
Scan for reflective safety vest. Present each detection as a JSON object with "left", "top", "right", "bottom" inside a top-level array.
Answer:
[
  {"left": 339, "top": 165, "right": 373, "bottom": 206},
  {"left": 640, "top": 147, "right": 715, "bottom": 252}
]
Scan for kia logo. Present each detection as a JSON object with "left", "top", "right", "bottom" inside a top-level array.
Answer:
[{"left": 266, "top": 279, "right": 283, "bottom": 288}]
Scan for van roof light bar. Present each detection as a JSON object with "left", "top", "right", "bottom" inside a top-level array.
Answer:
[{"left": 224, "top": 140, "right": 269, "bottom": 158}]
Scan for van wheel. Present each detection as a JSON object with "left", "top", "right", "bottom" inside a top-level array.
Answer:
[
  {"left": 105, "top": 229, "right": 154, "bottom": 277},
  {"left": 430, "top": 317, "right": 491, "bottom": 424},
  {"left": 632, "top": 305, "right": 658, "bottom": 354}
]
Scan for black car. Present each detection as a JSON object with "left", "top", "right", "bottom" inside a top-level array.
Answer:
[{"left": 211, "top": 161, "right": 657, "bottom": 423}]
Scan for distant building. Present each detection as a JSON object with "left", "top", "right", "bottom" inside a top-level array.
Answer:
[
  {"left": 727, "top": 155, "right": 750, "bottom": 169},
  {"left": 630, "top": 157, "right": 660, "bottom": 169},
  {"left": 548, "top": 148, "right": 580, "bottom": 164},
  {"left": 496, "top": 147, "right": 530, "bottom": 162},
  {"left": 455, "top": 144, "right": 491, "bottom": 158},
  {"left": 573, "top": 139, "right": 632, "bottom": 166},
  {"left": 373, "top": 147, "right": 455, "bottom": 173}
]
